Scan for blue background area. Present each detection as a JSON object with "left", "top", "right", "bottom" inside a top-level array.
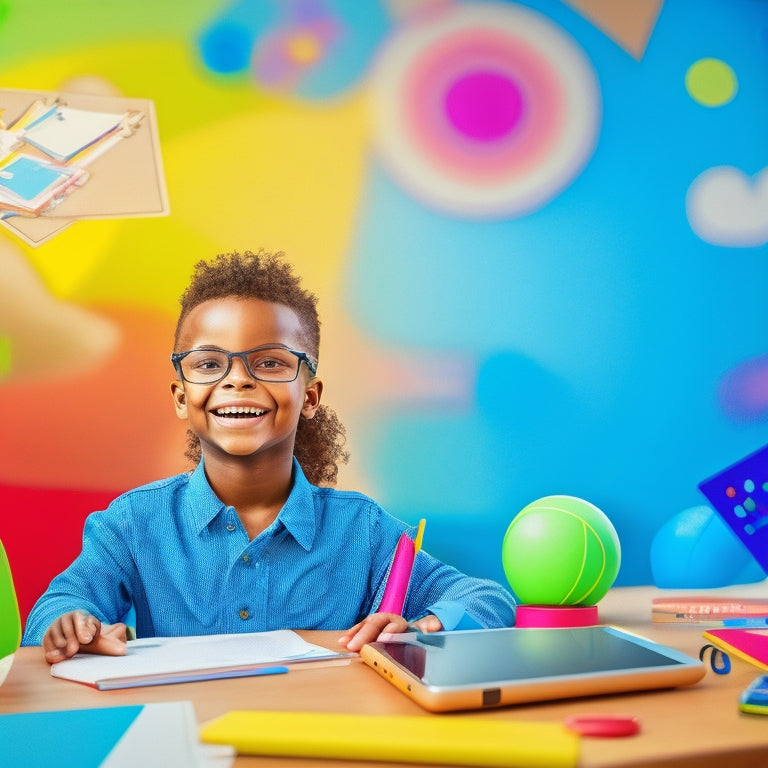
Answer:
[
  {"left": 197, "top": 0, "right": 768, "bottom": 587},
  {"left": 336, "top": 0, "right": 768, "bottom": 585}
]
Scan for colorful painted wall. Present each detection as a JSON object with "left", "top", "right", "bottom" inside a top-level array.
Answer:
[{"left": 1, "top": 0, "right": 767, "bottom": 619}]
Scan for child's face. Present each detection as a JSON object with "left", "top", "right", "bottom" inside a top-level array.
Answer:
[{"left": 170, "top": 296, "right": 321, "bottom": 463}]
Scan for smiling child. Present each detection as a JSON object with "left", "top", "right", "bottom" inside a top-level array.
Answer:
[{"left": 22, "top": 250, "right": 515, "bottom": 662}]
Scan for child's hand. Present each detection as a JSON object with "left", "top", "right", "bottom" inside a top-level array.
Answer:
[
  {"left": 338, "top": 612, "right": 443, "bottom": 652},
  {"left": 42, "top": 610, "right": 128, "bottom": 664}
]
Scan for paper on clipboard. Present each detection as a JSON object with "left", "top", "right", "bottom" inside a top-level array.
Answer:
[
  {"left": 0, "top": 87, "right": 169, "bottom": 246},
  {"left": 21, "top": 105, "right": 127, "bottom": 161}
]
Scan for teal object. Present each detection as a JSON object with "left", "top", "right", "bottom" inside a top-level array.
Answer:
[
  {"left": 1, "top": 706, "right": 143, "bottom": 767},
  {"left": 501, "top": 495, "right": 621, "bottom": 606},
  {"left": 0, "top": 539, "right": 21, "bottom": 660}
]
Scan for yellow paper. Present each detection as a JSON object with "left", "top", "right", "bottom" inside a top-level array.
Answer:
[{"left": 200, "top": 710, "right": 579, "bottom": 767}]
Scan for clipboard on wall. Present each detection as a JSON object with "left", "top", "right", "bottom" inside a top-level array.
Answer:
[{"left": 0, "top": 88, "right": 169, "bottom": 246}]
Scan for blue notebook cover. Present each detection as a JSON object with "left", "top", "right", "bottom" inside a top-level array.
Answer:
[
  {"left": 1, "top": 706, "right": 143, "bottom": 767},
  {"left": 1, "top": 702, "right": 207, "bottom": 767}
]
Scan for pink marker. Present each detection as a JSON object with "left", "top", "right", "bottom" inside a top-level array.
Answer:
[{"left": 379, "top": 533, "right": 416, "bottom": 615}]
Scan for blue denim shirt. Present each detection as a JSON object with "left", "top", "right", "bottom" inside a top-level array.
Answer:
[{"left": 22, "top": 459, "right": 515, "bottom": 644}]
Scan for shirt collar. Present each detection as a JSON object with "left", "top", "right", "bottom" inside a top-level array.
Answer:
[
  {"left": 186, "top": 461, "right": 227, "bottom": 533},
  {"left": 185, "top": 458, "right": 317, "bottom": 550},
  {"left": 275, "top": 459, "right": 317, "bottom": 551}
]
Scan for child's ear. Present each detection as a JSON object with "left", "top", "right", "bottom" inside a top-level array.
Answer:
[
  {"left": 170, "top": 380, "right": 188, "bottom": 420},
  {"left": 301, "top": 378, "right": 323, "bottom": 419}
]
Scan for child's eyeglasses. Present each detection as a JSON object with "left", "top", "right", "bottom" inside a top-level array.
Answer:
[{"left": 171, "top": 345, "right": 317, "bottom": 385}]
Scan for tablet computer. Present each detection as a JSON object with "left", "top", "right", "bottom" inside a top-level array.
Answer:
[{"left": 360, "top": 625, "right": 705, "bottom": 712}]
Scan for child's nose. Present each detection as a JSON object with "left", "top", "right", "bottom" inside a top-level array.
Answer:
[{"left": 224, "top": 355, "right": 255, "bottom": 385}]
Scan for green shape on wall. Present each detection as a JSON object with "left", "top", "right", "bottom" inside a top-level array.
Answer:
[{"left": 0, "top": 337, "right": 11, "bottom": 378}]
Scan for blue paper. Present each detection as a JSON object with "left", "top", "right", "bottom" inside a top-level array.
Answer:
[
  {"left": 0, "top": 156, "right": 66, "bottom": 201},
  {"left": 1, "top": 706, "right": 143, "bottom": 767}
]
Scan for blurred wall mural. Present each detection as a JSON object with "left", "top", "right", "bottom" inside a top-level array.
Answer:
[{"left": 0, "top": 0, "right": 766, "bottom": 618}]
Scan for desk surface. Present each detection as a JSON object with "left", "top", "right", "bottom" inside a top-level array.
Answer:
[{"left": 2, "top": 583, "right": 768, "bottom": 768}]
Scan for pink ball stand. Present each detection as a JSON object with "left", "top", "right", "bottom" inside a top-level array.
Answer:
[{"left": 514, "top": 604, "right": 599, "bottom": 628}]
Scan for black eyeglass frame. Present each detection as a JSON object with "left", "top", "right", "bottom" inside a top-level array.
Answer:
[{"left": 171, "top": 344, "right": 317, "bottom": 385}]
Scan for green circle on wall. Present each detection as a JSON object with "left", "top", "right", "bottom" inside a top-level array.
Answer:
[{"left": 685, "top": 58, "right": 737, "bottom": 107}]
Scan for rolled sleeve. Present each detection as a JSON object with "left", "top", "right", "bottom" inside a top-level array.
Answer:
[{"left": 22, "top": 504, "right": 134, "bottom": 645}]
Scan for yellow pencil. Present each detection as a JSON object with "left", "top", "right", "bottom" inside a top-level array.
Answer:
[{"left": 413, "top": 518, "right": 426, "bottom": 553}]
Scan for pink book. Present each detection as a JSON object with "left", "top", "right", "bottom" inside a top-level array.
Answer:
[{"left": 703, "top": 628, "right": 768, "bottom": 671}]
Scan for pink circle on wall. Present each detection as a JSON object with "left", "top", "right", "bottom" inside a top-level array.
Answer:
[{"left": 371, "top": 3, "right": 601, "bottom": 218}]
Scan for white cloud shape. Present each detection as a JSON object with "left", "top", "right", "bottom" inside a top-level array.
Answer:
[{"left": 686, "top": 165, "right": 768, "bottom": 247}]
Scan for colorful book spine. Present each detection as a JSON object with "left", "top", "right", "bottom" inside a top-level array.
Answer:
[{"left": 652, "top": 597, "right": 768, "bottom": 624}]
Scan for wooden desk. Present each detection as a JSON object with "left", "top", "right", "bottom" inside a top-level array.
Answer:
[{"left": 2, "top": 584, "right": 767, "bottom": 767}]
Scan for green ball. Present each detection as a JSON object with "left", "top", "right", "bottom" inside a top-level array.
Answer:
[{"left": 501, "top": 495, "right": 621, "bottom": 606}]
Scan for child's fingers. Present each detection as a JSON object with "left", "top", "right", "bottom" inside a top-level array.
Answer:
[
  {"left": 102, "top": 622, "right": 128, "bottom": 642},
  {"left": 409, "top": 614, "right": 443, "bottom": 633},
  {"left": 45, "top": 619, "right": 67, "bottom": 649},
  {"left": 43, "top": 610, "right": 100, "bottom": 663},
  {"left": 64, "top": 611, "right": 99, "bottom": 658},
  {"left": 89, "top": 622, "right": 128, "bottom": 656},
  {"left": 341, "top": 613, "right": 407, "bottom": 652},
  {"left": 71, "top": 610, "right": 100, "bottom": 644},
  {"left": 342, "top": 627, "right": 375, "bottom": 652},
  {"left": 337, "top": 619, "right": 366, "bottom": 647},
  {"left": 376, "top": 619, "right": 408, "bottom": 638},
  {"left": 44, "top": 645, "right": 67, "bottom": 663},
  {"left": 43, "top": 626, "right": 69, "bottom": 663}
]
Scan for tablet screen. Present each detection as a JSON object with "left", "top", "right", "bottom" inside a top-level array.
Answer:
[
  {"left": 381, "top": 626, "right": 687, "bottom": 686},
  {"left": 362, "top": 625, "right": 705, "bottom": 711}
]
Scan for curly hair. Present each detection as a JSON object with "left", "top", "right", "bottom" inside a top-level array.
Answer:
[{"left": 175, "top": 249, "right": 349, "bottom": 486}]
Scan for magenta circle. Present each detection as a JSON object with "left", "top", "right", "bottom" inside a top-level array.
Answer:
[
  {"left": 445, "top": 71, "right": 524, "bottom": 141},
  {"left": 401, "top": 29, "right": 565, "bottom": 181}
]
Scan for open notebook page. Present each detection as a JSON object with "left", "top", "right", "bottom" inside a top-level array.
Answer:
[{"left": 50, "top": 629, "right": 347, "bottom": 685}]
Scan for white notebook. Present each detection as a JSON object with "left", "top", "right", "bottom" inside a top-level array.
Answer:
[{"left": 50, "top": 629, "right": 351, "bottom": 689}]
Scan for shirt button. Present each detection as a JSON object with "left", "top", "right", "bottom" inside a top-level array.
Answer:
[
  {"left": 242, "top": 554, "right": 250, "bottom": 563},
  {"left": 226, "top": 524, "right": 236, "bottom": 532},
  {"left": 239, "top": 608, "right": 249, "bottom": 620}
]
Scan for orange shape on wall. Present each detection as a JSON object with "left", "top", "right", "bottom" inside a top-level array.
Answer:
[{"left": 561, "top": 0, "right": 665, "bottom": 60}]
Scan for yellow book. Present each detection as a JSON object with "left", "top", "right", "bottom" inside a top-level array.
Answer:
[{"left": 199, "top": 710, "right": 579, "bottom": 767}]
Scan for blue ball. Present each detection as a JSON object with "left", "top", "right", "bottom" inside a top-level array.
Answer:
[{"left": 650, "top": 506, "right": 766, "bottom": 588}]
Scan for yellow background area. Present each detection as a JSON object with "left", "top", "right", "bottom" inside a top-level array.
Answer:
[{"left": 3, "top": 42, "right": 369, "bottom": 311}]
